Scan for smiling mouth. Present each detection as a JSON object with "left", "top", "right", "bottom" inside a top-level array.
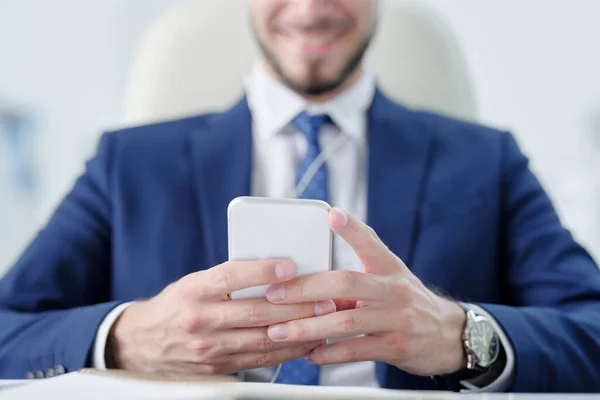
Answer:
[{"left": 277, "top": 25, "right": 351, "bottom": 56}]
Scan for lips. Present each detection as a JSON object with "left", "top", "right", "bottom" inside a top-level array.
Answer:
[{"left": 277, "top": 25, "right": 349, "bottom": 57}]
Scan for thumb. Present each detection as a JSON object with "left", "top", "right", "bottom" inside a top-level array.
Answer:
[{"left": 328, "top": 208, "right": 407, "bottom": 276}]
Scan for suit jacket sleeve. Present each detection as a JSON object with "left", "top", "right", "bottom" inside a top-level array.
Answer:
[
  {"left": 0, "top": 133, "right": 124, "bottom": 379},
  {"left": 475, "top": 132, "right": 600, "bottom": 392}
]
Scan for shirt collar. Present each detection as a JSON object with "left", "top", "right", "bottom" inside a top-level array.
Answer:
[{"left": 245, "top": 62, "right": 376, "bottom": 139}]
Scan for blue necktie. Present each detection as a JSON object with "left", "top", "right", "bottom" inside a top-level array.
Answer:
[
  {"left": 275, "top": 112, "right": 331, "bottom": 386},
  {"left": 293, "top": 112, "right": 331, "bottom": 202}
]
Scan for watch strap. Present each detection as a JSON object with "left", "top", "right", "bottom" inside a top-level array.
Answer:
[{"left": 432, "top": 368, "right": 487, "bottom": 392}]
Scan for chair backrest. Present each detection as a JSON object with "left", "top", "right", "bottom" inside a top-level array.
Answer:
[{"left": 122, "top": 0, "right": 478, "bottom": 126}]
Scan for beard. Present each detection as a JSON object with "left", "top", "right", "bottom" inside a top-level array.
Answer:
[{"left": 253, "top": 29, "right": 375, "bottom": 97}]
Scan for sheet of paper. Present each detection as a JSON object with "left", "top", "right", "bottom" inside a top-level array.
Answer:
[
  {"left": 0, "top": 373, "right": 232, "bottom": 400},
  {"left": 0, "top": 380, "right": 30, "bottom": 390}
]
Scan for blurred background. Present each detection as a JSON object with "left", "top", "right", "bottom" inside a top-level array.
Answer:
[{"left": 1, "top": 0, "right": 599, "bottom": 275}]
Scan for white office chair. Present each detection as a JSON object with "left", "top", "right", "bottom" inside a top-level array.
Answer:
[{"left": 122, "top": 0, "right": 478, "bottom": 126}]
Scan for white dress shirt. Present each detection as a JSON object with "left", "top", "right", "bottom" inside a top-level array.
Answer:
[{"left": 93, "top": 62, "right": 514, "bottom": 392}]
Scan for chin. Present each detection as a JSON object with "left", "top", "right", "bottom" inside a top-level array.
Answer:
[
  {"left": 285, "top": 63, "right": 345, "bottom": 87},
  {"left": 291, "top": 73, "right": 339, "bottom": 88}
]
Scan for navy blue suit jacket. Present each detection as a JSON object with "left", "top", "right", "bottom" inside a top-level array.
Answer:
[{"left": 1, "top": 91, "right": 600, "bottom": 391}]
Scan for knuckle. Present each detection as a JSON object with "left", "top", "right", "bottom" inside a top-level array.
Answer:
[
  {"left": 179, "top": 317, "right": 196, "bottom": 334},
  {"left": 246, "top": 304, "right": 265, "bottom": 324},
  {"left": 255, "top": 354, "right": 272, "bottom": 368},
  {"left": 179, "top": 304, "right": 221, "bottom": 333},
  {"left": 339, "top": 271, "right": 358, "bottom": 292},
  {"left": 213, "top": 267, "right": 235, "bottom": 292},
  {"left": 295, "top": 279, "right": 307, "bottom": 298},
  {"left": 258, "top": 261, "right": 276, "bottom": 283},
  {"left": 299, "top": 303, "right": 313, "bottom": 319},
  {"left": 190, "top": 339, "right": 212, "bottom": 359},
  {"left": 176, "top": 277, "right": 197, "bottom": 302},
  {"left": 344, "top": 316, "right": 358, "bottom": 334},
  {"left": 339, "top": 315, "right": 358, "bottom": 335},
  {"left": 179, "top": 309, "right": 203, "bottom": 333},
  {"left": 256, "top": 335, "right": 275, "bottom": 352},
  {"left": 341, "top": 346, "right": 357, "bottom": 363},
  {"left": 294, "top": 321, "right": 309, "bottom": 341}
]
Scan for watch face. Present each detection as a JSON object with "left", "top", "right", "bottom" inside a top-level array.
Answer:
[{"left": 467, "top": 319, "right": 499, "bottom": 368}]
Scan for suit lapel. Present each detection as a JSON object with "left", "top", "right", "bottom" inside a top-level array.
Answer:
[
  {"left": 189, "top": 98, "right": 253, "bottom": 268},
  {"left": 366, "top": 90, "right": 434, "bottom": 267},
  {"left": 368, "top": 91, "right": 434, "bottom": 388}
]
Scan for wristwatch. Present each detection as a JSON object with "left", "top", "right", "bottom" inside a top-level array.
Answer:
[
  {"left": 433, "top": 306, "right": 501, "bottom": 389},
  {"left": 462, "top": 308, "right": 500, "bottom": 371}
]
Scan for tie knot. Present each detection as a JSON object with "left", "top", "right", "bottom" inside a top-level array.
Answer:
[{"left": 292, "top": 112, "right": 331, "bottom": 143}]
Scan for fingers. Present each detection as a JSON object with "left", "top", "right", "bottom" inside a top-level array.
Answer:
[
  {"left": 328, "top": 208, "right": 406, "bottom": 276},
  {"left": 184, "top": 328, "right": 318, "bottom": 359},
  {"left": 222, "top": 342, "right": 322, "bottom": 373},
  {"left": 220, "top": 328, "right": 321, "bottom": 354},
  {"left": 306, "top": 335, "right": 390, "bottom": 365},
  {"left": 182, "top": 340, "right": 318, "bottom": 375},
  {"left": 266, "top": 270, "right": 385, "bottom": 304},
  {"left": 191, "top": 259, "right": 298, "bottom": 297},
  {"left": 267, "top": 309, "right": 387, "bottom": 342},
  {"left": 213, "top": 298, "right": 337, "bottom": 329}
]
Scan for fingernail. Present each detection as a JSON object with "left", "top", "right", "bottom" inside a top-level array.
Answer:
[
  {"left": 332, "top": 208, "right": 348, "bottom": 227},
  {"left": 275, "top": 261, "right": 297, "bottom": 280},
  {"left": 268, "top": 324, "right": 289, "bottom": 340},
  {"left": 266, "top": 283, "right": 286, "bottom": 302},
  {"left": 304, "top": 354, "right": 315, "bottom": 363},
  {"left": 314, "top": 300, "right": 336, "bottom": 316}
]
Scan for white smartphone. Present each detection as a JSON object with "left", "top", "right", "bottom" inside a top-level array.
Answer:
[{"left": 227, "top": 196, "right": 333, "bottom": 300}]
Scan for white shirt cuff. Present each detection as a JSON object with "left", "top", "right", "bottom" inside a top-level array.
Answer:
[
  {"left": 458, "top": 303, "right": 516, "bottom": 392},
  {"left": 92, "top": 302, "right": 135, "bottom": 370}
]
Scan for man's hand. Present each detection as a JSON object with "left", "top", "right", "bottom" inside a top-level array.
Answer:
[
  {"left": 108, "top": 260, "right": 335, "bottom": 375},
  {"left": 265, "top": 208, "right": 467, "bottom": 377}
]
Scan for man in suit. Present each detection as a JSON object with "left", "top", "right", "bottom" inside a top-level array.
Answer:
[{"left": 1, "top": 0, "right": 600, "bottom": 392}]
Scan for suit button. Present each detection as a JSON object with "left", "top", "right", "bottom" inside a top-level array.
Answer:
[
  {"left": 34, "top": 370, "right": 45, "bottom": 379},
  {"left": 24, "top": 372, "right": 35, "bottom": 379},
  {"left": 45, "top": 368, "right": 56, "bottom": 378},
  {"left": 54, "top": 365, "right": 67, "bottom": 375}
]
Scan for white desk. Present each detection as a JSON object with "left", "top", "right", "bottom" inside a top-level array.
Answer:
[{"left": 1, "top": 373, "right": 597, "bottom": 400}]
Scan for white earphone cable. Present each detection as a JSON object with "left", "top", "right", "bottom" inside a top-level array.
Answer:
[
  {"left": 289, "top": 132, "right": 350, "bottom": 199},
  {"left": 270, "top": 363, "right": 283, "bottom": 383}
]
